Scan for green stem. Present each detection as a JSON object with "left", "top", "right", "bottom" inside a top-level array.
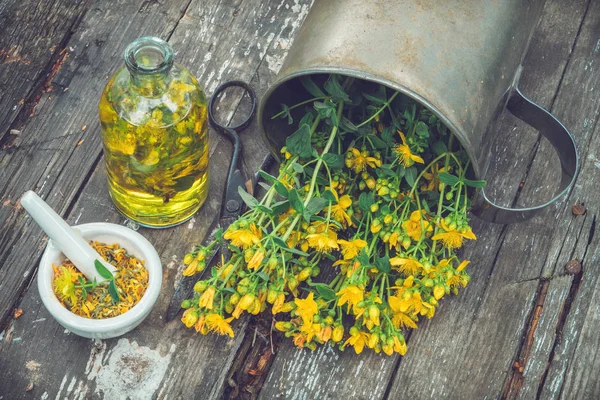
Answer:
[
  {"left": 271, "top": 96, "right": 328, "bottom": 120},
  {"left": 356, "top": 92, "right": 400, "bottom": 129}
]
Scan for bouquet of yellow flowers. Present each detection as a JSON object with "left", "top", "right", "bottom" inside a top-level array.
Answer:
[{"left": 179, "top": 75, "right": 483, "bottom": 355}]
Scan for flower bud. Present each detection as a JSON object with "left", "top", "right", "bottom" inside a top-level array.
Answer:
[
  {"left": 366, "top": 178, "right": 376, "bottom": 190},
  {"left": 238, "top": 293, "right": 255, "bottom": 310},
  {"left": 181, "top": 309, "right": 199, "bottom": 328},
  {"left": 332, "top": 325, "right": 344, "bottom": 342},
  {"left": 229, "top": 292, "right": 241, "bottom": 305},
  {"left": 181, "top": 299, "right": 192, "bottom": 309},
  {"left": 194, "top": 280, "right": 208, "bottom": 293},
  {"left": 267, "top": 289, "right": 278, "bottom": 304},
  {"left": 183, "top": 253, "right": 194, "bottom": 265},
  {"left": 298, "top": 267, "right": 311, "bottom": 282},
  {"left": 281, "top": 302, "right": 295, "bottom": 313},
  {"left": 370, "top": 203, "right": 379, "bottom": 213}
]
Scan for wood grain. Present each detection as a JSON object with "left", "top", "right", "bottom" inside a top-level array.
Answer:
[
  {"left": 0, "top": 0, "right": 312, "bottom": 399},
  {"left": 0, "top": 0, "right": 91, "bottom": 142}
]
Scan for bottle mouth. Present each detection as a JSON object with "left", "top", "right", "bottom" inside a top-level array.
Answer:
[{"left": 124, "top": 36, "right": 174, "bottom": 75}]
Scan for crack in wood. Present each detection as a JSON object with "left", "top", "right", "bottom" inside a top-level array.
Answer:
[
  {"left": 501, "top": 278, "right": 550, "bottom": 399},
  {"left": 535, "top": 214, "right": 594, "bottom": 399},
  {"left": 0, "top": 7, "right": 89, "bottom": 149}
]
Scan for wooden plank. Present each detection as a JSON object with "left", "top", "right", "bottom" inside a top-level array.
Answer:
[
  {"left": 388, "top": 0, "right": 600, "bottom": 398},
  {"left": 0, "top": 1, "right": 314, "bottom": 399},
  {"left": 259, "top": 0, "right": 591, "bottom": 398},
  {"left": 0, "top": 0, "right": 191, "bottom": 328},
  {"left": 0, "top": 0, "right": 91, "bottom": 142}
]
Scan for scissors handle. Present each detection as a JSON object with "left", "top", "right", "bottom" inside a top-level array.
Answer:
[
  {"left": 208, "top": 80, "right": 257, "bottom": 133},
  {"left": 208, "top": 81, "right": 258, "bottom": 219}
]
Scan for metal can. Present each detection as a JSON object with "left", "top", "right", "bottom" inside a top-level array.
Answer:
[{"left": 258, "top": 0, "right": 578, "bottom": 223}]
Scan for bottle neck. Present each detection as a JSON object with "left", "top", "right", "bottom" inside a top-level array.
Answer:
[{"left": 124, "top": 37, "right": 174, "bottom": 97}]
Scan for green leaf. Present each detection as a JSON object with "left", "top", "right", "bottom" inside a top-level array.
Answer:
[
  {"left": 300, "top": 76, "right": 326, "bottom": 98},
  {"left": 438, "top": 172, "right": 460, "bottom": 186},
  {"left": 358, "top": 192, "right": 374, "bottom": 212},
  {"left": 405, "top": 167, "right": 417, "bottom": 187},
  {"left": 272, "top": 200, "right": 290, "bottom": 215},
  {"left": 274, "top": 182, "right": 289, "bottom": 198},
  {"left": 255, "top": 205, "right": 273, "bottom": 214},
  {"left": 313, "top": 283, "right": 336, "bottom": 301},
  {"left": 340, "top": 117, "right": 358, "bottom": 132},
  {"left": 281, "top": 245, "right": 310, "bottom": 257},
  {"left": 108, "top": 280, "right": 120, "bottom": 303},
  {"left": 313, "top": 101, "right": 333, "bottom": 119},
  {"left": 432, "top": 141, "right": 448, "bottom": 156},
  {"left": 291, "top": 162, "right": 304, "bottom": 174},
  {"left": 362, "top": 92, "right": 387, "bottom": 105},
  {"left": 272, "top": 237, "right": 289, "bottom": 249},
  {"left": 81, "top": 287, "right": 87, "bottom": 300},
  {"left": 94, "top": 259, "right": 113, "bottom": 280},
  {"left": 381, "top": 127, "right": 394, "bottom": 144},
  {"left": 463, "top": 178, "right": 486, "bottom": 188},
  {"left": 77, "top": 275, "right": 86, "bottom": 286},
  {"left": 288, "top": 189, "right": 304, "bottom": 213},
  {"left": 258, "top": 182, "right": 272, "bottom": 192},
  {"left": 415, "top": 121, "right": 429, "bottom": 138},
  {"left": 368, "top": 135, "right": 388, "bottom": 149},
  {"left": 257, "top": 272, "right": 270, "bottom": 281},
  {"left": 304, "top": 198, "right": 328, "bottom": 221},
  {"left": 279, "top": 103, "right": 293, "bottom": 124},
  {"left": 324, "top": 75, "right": 350, "bottom": 103},
  {"left": 322, "top": 190, "right": 338, "bottom": 204},
  {"left": 238, "top": 186, "right": 259, "bottom": 208},
  {"left": 223, "top": 287, "right": 236, "bottom": 294},
  {"left": 299, "top": 112, "right": 315, "bottom": 128},
  {"left": 259, "top": 170, "right": 277, "bottom": 184},
  {"left": 286, "top": 124, "right": 313, "bottom": 159},
  {"left": 375, "top": 255, "right": 391, "bottom": 273},
  {"left": 322, "top": 153, "right": 344, "bottom": 170}
]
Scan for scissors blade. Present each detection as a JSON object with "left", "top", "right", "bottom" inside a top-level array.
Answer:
[{"left": 165, "top": 221, "right": 222, "bottom": 322}]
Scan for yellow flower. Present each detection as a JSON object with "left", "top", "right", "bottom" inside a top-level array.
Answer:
[
  {"left": 456, "top": 259, "right": 470, "bottom": 272},
  {"left": 388, "top": 231, "right": 399, "bottom": 250},
  {"left": 181, "top": 308, "right": 199, "bottom": 328},
  {"left": 337, "top": 239, "right": 367, "bottom": 260},
  {"left": 53, "top": 266, "right": 77, "bottom": 305},
  {"left": 199, "top": 286, "right": 216, "bottom": 310},
  {"left": 223, "top": 223, "right": 262, "bottom": 249},
  {"left": 194, "top": 314, "right": 208, "bottom": 334},
  {"left": 247, "top": 250, "right": 265, "bottom": 270},
  {"left": 394, "top": 131, "right": 424, "bottom": 167},
  {"left": 344, "top": 330, "right": 370, "bottom": 354},
  {"left": 182, "top": 259, "right": 199, "bottom": 276},
  {"left": 332, "top": 325, "right": 344, "bottom": 342},
  {"left": 205, "top": 313, "right": 235, "bottom": 337},
  {"left": 346, "top": 147, "right": 380, "bottom": 173},
  {"left": 393, "top": 335, "right": 407, "bottom": 355},
  {"left": 433, "top": 286, "right": 445, "bottom": 300},
  {"left": 331, "top": 194, "right": 354, "bottom": 227},
  {"left": 431, "top": 221, "right": 477, "bottom": 249},
  {"left": 402, "top": 210, "right": 433, "bottom": 241},
  {"left": 336, "top": 285, "right": 363, "bottom": 311},
  {"left": 294, "top": 292, "right": 318, "bottom": 325},
  {"left": 389, "top": 256, "right": 423, "bottom": 275},
  {"left": 421, "top": 164, "right": 448, "bottom": 192},
  {"left": 388, "top": 295, "right": 418, "bottom": 329},
  {"left": 306, "top": 230, "right": 339, "bottom": 252},
  {"left": 272, "top": 293, "right": 286, "bottom": 314}
]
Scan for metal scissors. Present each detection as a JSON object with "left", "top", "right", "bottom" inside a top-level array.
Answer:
[{"left": 166, "top": 80, "right": 274, "bottom": 322}]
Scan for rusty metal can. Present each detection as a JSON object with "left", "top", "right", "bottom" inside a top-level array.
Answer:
[{"left": 258, "top": 0, "right": 578, "bottom": 224}]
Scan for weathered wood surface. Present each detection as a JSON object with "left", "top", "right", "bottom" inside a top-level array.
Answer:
[
  {"left": 1, "top": 0, "right": 599, "bottom": 399},
  {"left": 0, "top": 0, "right": 310, "bottom": 398}
]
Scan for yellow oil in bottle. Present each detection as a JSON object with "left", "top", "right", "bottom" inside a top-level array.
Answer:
[{"left": 99, "top": 37, "right": 209, "bottom": 227}]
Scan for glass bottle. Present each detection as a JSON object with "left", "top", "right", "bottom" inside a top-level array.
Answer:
[{"left": 98, "top": 37, "right": 209, "bottom": 228}]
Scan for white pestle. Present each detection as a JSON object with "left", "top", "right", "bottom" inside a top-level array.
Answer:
[{"left": 21, "top": 190, "right": 116, "bottom": 282}]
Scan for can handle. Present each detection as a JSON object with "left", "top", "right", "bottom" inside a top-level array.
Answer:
[{"left": 472, "top": 87, "right": 579, "bottom": 224}]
